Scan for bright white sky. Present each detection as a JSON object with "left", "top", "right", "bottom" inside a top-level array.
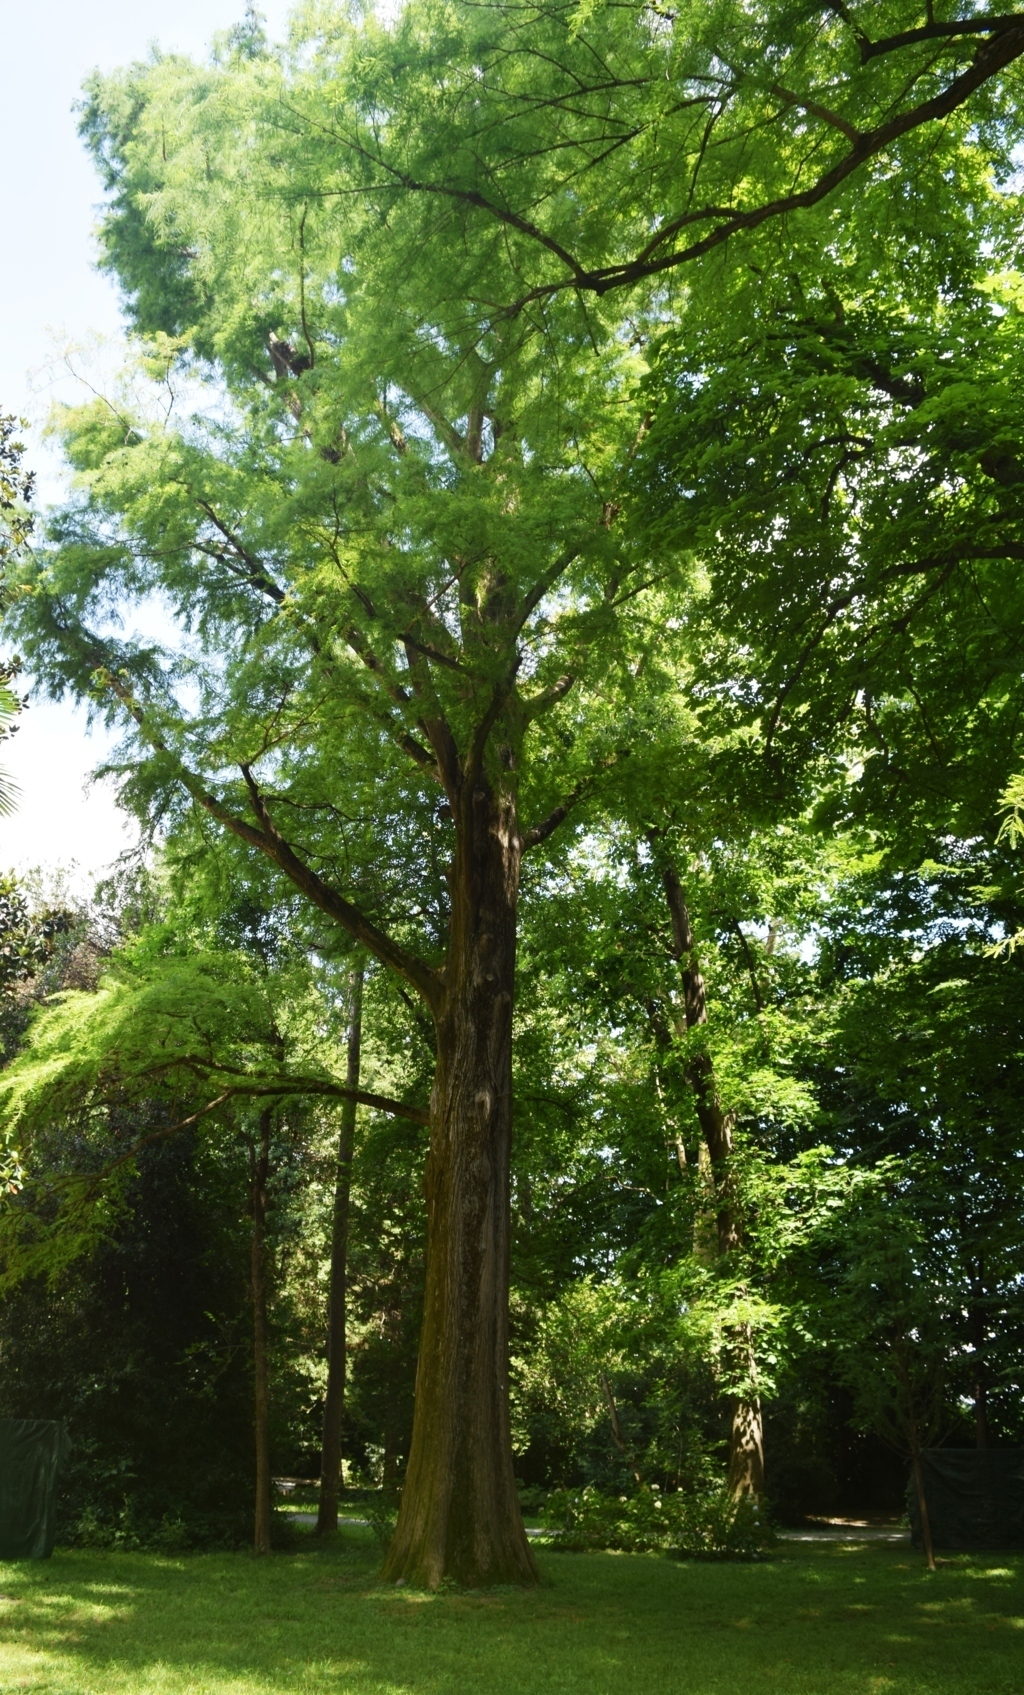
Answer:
[{"left": 0, "top": 0, "right": 293, "bottom": 893}]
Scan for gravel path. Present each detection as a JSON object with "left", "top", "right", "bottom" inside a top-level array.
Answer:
[
  {"left": 287, "top": 1513, "right": 550, "bottom": 1539},
  {"left": 285, "top": 1512, "right": 908, "bottom": 1545},
  {"left": 777, "top": 1526, "right": 909, "bottom": 1543}
]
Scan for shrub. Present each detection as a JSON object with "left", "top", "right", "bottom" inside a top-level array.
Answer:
[
  {"left": 543, "top": 1483, "right": 773, "bottom": 1559},
  {"left": 66, "top": 1497, "right": 260, "bottom": 1552}
]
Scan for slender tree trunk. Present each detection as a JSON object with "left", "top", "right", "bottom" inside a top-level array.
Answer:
[
  {"left": 250, "top": 1108, "right": 273, "bottom": 1557},
  {"left": 910, "top": 1439, "right": 937, "bottom": 1572},
  {"left": 317, "top": 957, "right": 365, "bottom": 1535},
  {"left": 658, "top": 853, "right": 764, "bottom": 1497},
  {"left": 726, "top": 1353, "right": 765, "bottom": 1497},
  {"left": 893, "top": 1345, "right": 936, "bottom": 1570},
  {"left": 382, "top": 777, "right": 537, "bottom": 1588},
  {"left": 382, "top": 1402, "right": 401, "bottom": 1495},
  {"left": 970, "top": 1265, "right": 989, "bottom": 1449},
  {"left": 973, "top": 1375, "right": 990, "bottom": 1450},
  {"left": 600, "top": 1371, "right": 643, "bottom": 1484}
]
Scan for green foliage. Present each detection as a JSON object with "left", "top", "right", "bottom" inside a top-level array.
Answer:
[
  {"left": 0, "top": 413, "right": 33, "bottom": 585},
  {"left": 0, "top": 913, "right": 386, "bottom": 1286},
  {"left": 621, "top": 82, "right": 1024, "bottom": 860},
  {"left": 999, "top": 774, "right": 1024, "bottom": 851},
  {"left": 0, "top": 876, "right": 67, "bottom": 1015},
  {"left": 13, "top": 0, "right": 1021, "bottom": 991},
  {"left": 992, "top": 774, "right": 1024, "bottom": 955},
  {"left": 0, "top": 415, "right": 34, "bottom": 817},
  {"left": 0, "top": 862, "right": 432, "bottom": 1534},
  {"left": 512, "top": 1273, "right": 723, "bottom": 1493}
]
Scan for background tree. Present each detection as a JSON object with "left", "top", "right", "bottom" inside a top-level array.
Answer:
[
  {"left": 0, "top": 412, "right": 35, "bottom": 818},
  {"left": 317, "top": 955, "right": 364, "bottom": 1535}
]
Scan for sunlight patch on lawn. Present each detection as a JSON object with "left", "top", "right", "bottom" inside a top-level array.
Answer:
[{"left": 0, "top": 1645, "right": 407, "bottom": 1695}]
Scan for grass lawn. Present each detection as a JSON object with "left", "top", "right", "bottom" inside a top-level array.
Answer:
[{"left": 0, "top": 1527, "right": 1020, "bottom": 1695}]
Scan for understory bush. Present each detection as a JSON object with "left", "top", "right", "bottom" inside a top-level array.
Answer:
[
  {"left": 0, "top": 1133, "right": 260, "bottom": 1551},
  {"left": 66, "top": 1499, "right": 297, "bottom": 1553},
  {"left": 543, "top": 1483, "right": 774, "bottom": 1559},
  {"left": 363, "top": 1488, "right": 400, "bottom": 1551}
]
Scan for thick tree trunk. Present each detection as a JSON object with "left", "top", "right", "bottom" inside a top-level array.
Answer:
[
  {"left": 659, "top": 854, "right": 763, "bottom": 1497},
  {"left": 381, "top": 778, "right": 537, "bottom": 1588},
  {"left": 317, "top": 958, "right": 365, "bottom": 1535},
  {"left": 250, "top": 1108, "right": 273, "bottom": 1557}
]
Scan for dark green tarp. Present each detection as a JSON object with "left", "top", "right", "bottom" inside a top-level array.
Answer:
[
  {"left": 0, "top": 1419, "right": 70, "bottom": 1560},
  {"left": 908, "top": 1450, "right": 1024, "bottom": 1551}
]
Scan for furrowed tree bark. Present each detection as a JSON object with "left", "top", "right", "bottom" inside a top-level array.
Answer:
[
  {"left": 381, "top": 771, "right": 537, "bottom": 1588},
  {"left": 250, "top": 1107, "right": 273, "bottom": 1557},
  {"left": 317, "top": 957, "right": 365, "bottom": 1535},
  {"left": 658, "top": 852, "right": 764, "bottom": 1499}
]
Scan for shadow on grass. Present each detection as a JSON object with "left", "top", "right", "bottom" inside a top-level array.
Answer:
[{"left": 0, "top": 1533, "right": 1021, "bottom": 1695}]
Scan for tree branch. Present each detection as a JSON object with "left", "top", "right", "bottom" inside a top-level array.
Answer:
[
  {"left": 862, "top": 13, "right": 1024, "bottom": 62},
  {"left": 521, "top": 775, "right": 589, "bottom": 849},
  {"left": 343, "top": 624, "right": 445, "bottom": 776},
  {"left": 599, "top": 1371, "right": 643, "bottom": 1484},
  {"left": 166, "top": 1063, "right": 430, "bottom": 1124},
  {"left": 769, "top": 82, "right": 860, "bottom": 142},
  {"left": 43, "top": 1073, "right": 428, "bottom": 1220},
  {"left": 344, "top": 623, "right": 411, "bottom": 704},
  {"left": 499, "top": 20, "right": 1024, "bottom": 308},
  {"left": 195, "top": 501, "right": 286, "bottom": 603},
  {"left": 88, "top": 653, "right": 442, "bottom": 1008},
  {"left": 374, "top": 395, "right": 408, "bottom": 455},
  {"left": 283, "top": 104, "right": 591, "bottom": 285},
  {"left": 227, "top": 1076, "right": 429, "bottom": 1122},
  {"left": 516, "top": 547, "right": 583, "bottom": 633},
  {"left": 730, "top": 919, "right": 767, "bottom": 1014},
  {"left": 238, "top": 765, "right": 443, "bottom": 1009},
  {"left": 462, "top": 671, "right": 519, "bottom": 794},
  {"left": 402, "top": 381, "right": 468, "bottom": 460},
  {"left": 401, "top": 640, "right": 463, "bottom": 799},
  {"left": 40, "top": 1092, "right": 239, "bottom": 1203},
  {"left": 521, "top": 747, "right": 625, "bottom": 850},
  {"left": 522, "top": 673, "right": 576, "bottom": 721}
]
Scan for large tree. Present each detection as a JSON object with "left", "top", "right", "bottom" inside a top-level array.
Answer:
[{"left": 11, "top": 0, "right": 1024, "bottom": 1585}]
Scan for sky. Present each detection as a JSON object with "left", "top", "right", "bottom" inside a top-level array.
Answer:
[{"left": 0, "top": 0, "right": 293, "bottom": 894}]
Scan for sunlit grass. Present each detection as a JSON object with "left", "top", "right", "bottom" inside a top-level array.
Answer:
[{"left": 0, "top": 1531, "right": 1020, "bottom": 1694}]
